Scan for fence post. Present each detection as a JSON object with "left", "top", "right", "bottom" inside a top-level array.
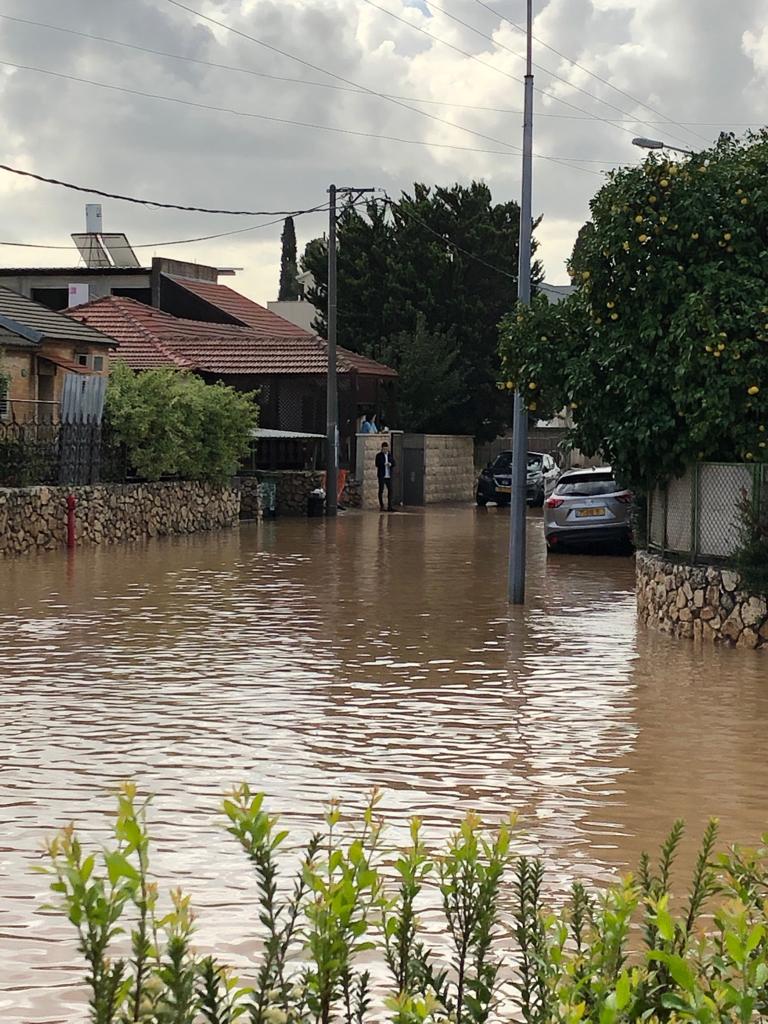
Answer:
[
  {"left": 662, "top": 484, "right": 668, "bottom": 558},
  {"left": 690, "top": 463, "right": 699, "bottom": 564}
]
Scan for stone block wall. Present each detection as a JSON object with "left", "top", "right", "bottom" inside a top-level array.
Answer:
[
  {"left": 424, "top": 435, "right": 475, "bottom": 503},
  {"left": 236, "top": 471, "right": 325, "bottom": 517},
  {"left": 0, "top": 481, "right": 239, "bottom": 557},
  {"left": 636, "top": 550, "right": 768, "bottom": 650}
]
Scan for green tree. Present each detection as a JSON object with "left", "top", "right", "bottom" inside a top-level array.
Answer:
[
  {"left": 278, "top": 216, "right": 300, "bottom": 301},
  {"left": 384, "top": 315, "right": 465, "bottom": 434},
  {"left": 499, "top": 131, "right": 768, "bottom": 490},
  {"left": 302, "top": 182, "right": 543, "bottom": 440},
  {"left": 105, "top": 363, "right": 257, "bottom": 482}
]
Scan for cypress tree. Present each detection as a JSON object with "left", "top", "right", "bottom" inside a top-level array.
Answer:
[{"left": 278, "top": 217, "right": 299, "bottom": 300}]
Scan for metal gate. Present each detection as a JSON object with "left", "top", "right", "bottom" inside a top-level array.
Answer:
[{"left": 402, "top": 434, "right": 425, "bottom": 506}]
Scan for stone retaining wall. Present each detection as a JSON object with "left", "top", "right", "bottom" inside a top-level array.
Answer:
[
  {"left": 424, "top": 435, "right": 475, "bottom": 503},
  {"left": 636, "top": 550, "right": 768, "bottom": 649},
  {"left": 0, "top": 481, "right": 239, "bottom": 557}
]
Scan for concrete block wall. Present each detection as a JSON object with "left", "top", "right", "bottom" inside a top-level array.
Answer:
[{"left": 424, "top": 435, "right": 475, "bottom": 503}]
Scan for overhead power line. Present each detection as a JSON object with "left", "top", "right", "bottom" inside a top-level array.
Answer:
[
  {"left": 160, "top": 0, "right": 603, "bottom": 176},
  {"left": 0, "top": 199, "right": 375, "bottom": 253},
  {"left": 419, "top": 0, "right": 699, "bottom": 152},
  {"left": 0, "top": 14, "right": 744, "bottom": 127},
  {"left": 0, "top": 160, "right": 330, "bottom": 216},
  {"left": 0, "top": 58, "right": 602, "bottom": 171},
  {"left": 382, "top": 195, "right": 516, "bottom": 280},
  {"left": 468, "top": 0, "right": 712, "bottom": 146}
]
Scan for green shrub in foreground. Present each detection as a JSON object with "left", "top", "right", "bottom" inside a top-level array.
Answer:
[{"left": 38, "top": 784, "right": 768, "bottom": 1023}]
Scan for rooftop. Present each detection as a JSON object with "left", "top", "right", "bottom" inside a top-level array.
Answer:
[
  {"left": 65, "top": 296, "right": 396, "bottom": 378},
  {"left": 0, "top": 287, "right": 116, "bottom": 347}
]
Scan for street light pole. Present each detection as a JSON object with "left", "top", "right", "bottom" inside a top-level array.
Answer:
[
  {"left": 326, "top": 183, "right": 339, "bottom": 516},
  {"left": 508, "top": 0, "right": 534, "bottom": 605}
]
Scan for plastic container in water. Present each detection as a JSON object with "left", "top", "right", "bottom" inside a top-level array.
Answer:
[{"left": 307, "top": 489, "right": 326, "bottom": 517}]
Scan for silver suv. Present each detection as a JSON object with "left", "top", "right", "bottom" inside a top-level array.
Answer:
[{"left": 543, "top": 467, "right": 633, "bottom": 552}]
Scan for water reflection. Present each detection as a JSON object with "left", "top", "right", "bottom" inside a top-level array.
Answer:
[{"left": 1, "top": 507, "right": 767, "bottom": 1022}]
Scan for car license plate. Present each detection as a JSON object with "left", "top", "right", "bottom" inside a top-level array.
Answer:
[
  {"left": 497, "top": 485, "right": 511, "bottom": 493},
  {"left": 577, "top": 507, "right": 605, "bottom": 518}
]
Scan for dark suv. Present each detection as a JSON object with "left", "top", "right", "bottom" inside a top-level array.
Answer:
[{"left": 476, "top": 451, "right": 560, "bottom": 507}]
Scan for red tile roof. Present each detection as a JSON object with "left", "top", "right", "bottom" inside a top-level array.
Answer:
[
  {"left": 166, "top": 275, "right": 314, "bottom": 336},
  {"left": 64, "top": 296, "right": 396, "bottom": 378}
]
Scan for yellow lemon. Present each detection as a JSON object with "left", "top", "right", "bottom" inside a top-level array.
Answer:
[
  {"left": 760, "top": 426, "right": 766, "bottom": 433},
  {"left": 639, "top": 234, "right": 649, "bottom": 242},
  {"left": 714, "top": 351, "right": 721, "bottom": 357},
  {"left": 570, "top": 402, "right": 578, "bottom": 410},
  {"left": 718, "top": 343, "right": 726, "bottom": 351},
  {"left": 746, "top": 452, "right": 754, "bottom": 460},
  {"left": 505, "top": 381, "right": 515, "bottom": 390},
  {"left": 660, "top": 178, "right": 669, "bottom": 187},
  {"left": 748, "top": 385, "right": 760, "bottom": 396},
  {"left": 540, "top": 335, "right": 548, "bottom": 341},
  {"left": 719, "top": 332, "right": 727, "bottom": 338},
  {"left": 705, "top": 345, "right": 712, "bottom": 352},
  {"left": 528, "top": 381, "right": 537, "bottom": 391},
  {"left": 622, "top": 241, "right": 630, "bottom": 251},
  {"left": 607, "top": 301, "right": 615, "bottom": 308},
  {"left": 528, "top": 401, "right": 537, "bottom": 412},
  {"left": 581, "top": 270, "right": 590, "bottom": 280},
  {"left": 724, "top": 232, "right": 732, "bottom": 241},
  {"left": 649, "top": 195, "right": 657, "bottom": 203},
  {"left": 691, "top": 232, "right": 699, "bottom": 240},
  {"left": 610, "top": 312, "right": 619, "bottom": 321},
  {"left": 761, "top": 442, "right": 766, "bottom": 449},
  {"left": 742, "top": 197, "right": 749, "bottom": 205},
  {"left": 660, "top": 215, "right": 668, "bottom": 224},
  {"left": 634, "top": 215, "right": 643, "bottom": 224}
]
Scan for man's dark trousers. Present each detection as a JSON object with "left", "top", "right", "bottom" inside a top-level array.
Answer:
[{"left": 378, "top": 477, "right": 392, "bottom": 511}]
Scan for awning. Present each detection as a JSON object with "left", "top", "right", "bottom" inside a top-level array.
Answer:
[
  {"left": 38, "top": 355, "right": 94, "bottom": 374},
  {"left": 250, "top": 428, "right": 324, "bottom": 440}
]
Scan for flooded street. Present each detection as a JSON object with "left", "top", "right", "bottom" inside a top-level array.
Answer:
[{"left": 2, "top": 506, "right": 768, "bottom": 1023}]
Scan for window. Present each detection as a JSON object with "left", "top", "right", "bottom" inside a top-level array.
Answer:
[
  {"left": 0, "top": 374, "right": 8, "bottom": 420},
  {"left": 74, "top": 353, "right": 105, "bottom": 371},
  {"left": 31, "top": 287, "right": 69, "bottom": 311},
  {"left": 555, "top": 473, "right": 619, "bottom": 497}
]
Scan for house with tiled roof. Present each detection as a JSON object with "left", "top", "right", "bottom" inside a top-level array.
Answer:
[
  {"left": 65, "top": 293, "right": 396, "bottom": 467},
  {"left": 0, "top": 288, "right": 114, "bottom": 423}
]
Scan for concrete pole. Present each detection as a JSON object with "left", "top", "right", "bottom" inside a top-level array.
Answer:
[
  {"left": 326, "top": 184, "right": 338, "bottom": 516},
  {"left": 508, "top": 0, "right": 534, "bottom": 604}
]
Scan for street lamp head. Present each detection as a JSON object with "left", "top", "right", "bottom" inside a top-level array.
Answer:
[{"left": 632, "top": 137, "right": 665, "bottom": 150}]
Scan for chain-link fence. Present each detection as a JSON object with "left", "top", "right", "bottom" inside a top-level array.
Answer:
[{"left": 648, "top": 462, "right": 768, "bottom": 561}]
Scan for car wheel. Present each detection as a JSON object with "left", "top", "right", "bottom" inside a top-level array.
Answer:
[
  {"left": 476, "top": 493, "right": 488, "bottom": 507},
  {"left": 497, "top": 498, "right": 510, "bottom": 507}
]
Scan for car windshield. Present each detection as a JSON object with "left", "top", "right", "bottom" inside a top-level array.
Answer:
[
  {"left": 491, "top": 453, "right": 543, "bottom": 473},
  {"left": 555, "top": 474, "right": 619, "bottom": 497},
  {"left": 492, "top": 453, "right": 512, "bottom": 472}
]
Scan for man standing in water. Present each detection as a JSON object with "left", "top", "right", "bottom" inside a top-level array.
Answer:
[{"left": 375, "top": 440, "right": 395, "bottom": 512}]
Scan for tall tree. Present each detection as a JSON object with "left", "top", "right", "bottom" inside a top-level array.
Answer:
[
  {"left": 278, "top": 216, "right": 299, "bottom": 301},
  {"left": 302, "top": 182, "right": 542, "bottom": 439},
  {"left": 499, "top": 131, "right": 768, "bottom": 490}
]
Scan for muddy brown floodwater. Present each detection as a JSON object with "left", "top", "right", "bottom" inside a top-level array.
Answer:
[{"left": 2, "top": 506, "right": 768, "bottom": 1022}]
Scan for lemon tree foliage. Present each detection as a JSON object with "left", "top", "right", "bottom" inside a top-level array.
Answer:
[
  {"left": 105, "top": 362, "right": 258, "bottom": 482},
  {"left": 499, "top": 131, "right": 768, "bottom": 489}
]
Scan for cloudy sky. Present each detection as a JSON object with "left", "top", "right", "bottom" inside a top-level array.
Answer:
[{"left": 0, "top": 0, "right": 766, "bottom": 304}]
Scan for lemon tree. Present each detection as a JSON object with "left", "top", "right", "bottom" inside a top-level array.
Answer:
[{"left": 499, "top": 130, "right": 768, "bottom": 489}]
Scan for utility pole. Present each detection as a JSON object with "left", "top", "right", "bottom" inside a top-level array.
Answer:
[
  {"left": 325, "top": 185, "right": 377, "bottom": 517},
  {"left": 326, "top": 184, "right": 339, "bottom": 516},
  {"left": 508, "top": 0, "right": 534, "bottom": 604}
]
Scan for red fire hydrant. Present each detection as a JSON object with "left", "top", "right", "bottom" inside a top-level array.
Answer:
[{"left": 66, "top": 494, "right": 77, "bottom": 550}]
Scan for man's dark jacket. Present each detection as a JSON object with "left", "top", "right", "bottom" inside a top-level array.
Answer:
[{"left": 375, "top": 451, "right": 395, "bottom": 479}]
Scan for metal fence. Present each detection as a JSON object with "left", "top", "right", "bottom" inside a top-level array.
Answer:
[{"left": 648, "top": 462, "right": 768, "bottom": 562}]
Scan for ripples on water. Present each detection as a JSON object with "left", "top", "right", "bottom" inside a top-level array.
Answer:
[{"left": 2, "top": 507, "right": 767, "bottom": 1022}]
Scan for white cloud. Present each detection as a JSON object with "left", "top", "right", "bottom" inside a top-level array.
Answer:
[{"left": 0, "top": 0, "right": 763, "bottom": 303}]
